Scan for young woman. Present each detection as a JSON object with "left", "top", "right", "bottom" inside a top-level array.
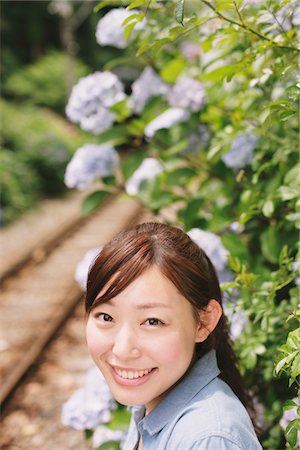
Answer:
[{"left": 86, "top": 222, "right": 262, "bottom": 450}]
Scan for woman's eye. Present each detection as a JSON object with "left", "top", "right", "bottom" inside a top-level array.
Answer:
[
  {"left": 144, "top": 318, "right": 164, "bottom": 327},
  {"left": 94, "top": 312, "right": 113, "bottom": 322}
]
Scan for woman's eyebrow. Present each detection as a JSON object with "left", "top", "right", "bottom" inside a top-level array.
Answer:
[
  {"left": 105, "top": 299, "right": 172, "bottom": 309},
  {"left": 136, "top": 302, "right": 172, "bottom": 310}
]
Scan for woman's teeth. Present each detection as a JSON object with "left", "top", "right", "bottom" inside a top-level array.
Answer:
[{"left": 115, "top": 368, "right": 152, "bottom": 379}]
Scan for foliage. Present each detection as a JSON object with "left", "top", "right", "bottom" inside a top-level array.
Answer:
[
  {"left": 3, "top": 51, "right": 90, "bottom": 113},
  {"left": 63, "top": 0, "right": 300, "bottom": 448},
  {"left": 0, "top": 99, "right": 88, "bottom": 225}
]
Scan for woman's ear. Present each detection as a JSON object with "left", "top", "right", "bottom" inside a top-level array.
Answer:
[{"left": 195, "top": 299, "right": 222, "bottom": 343}]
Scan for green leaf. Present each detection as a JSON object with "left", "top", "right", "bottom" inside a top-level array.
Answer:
[
  {"left": 97, "top": 441, "right": 120, "bottom": 450},
  {"left": 283, "top": 400, "right": 297, "bottom": 411},
  {"left": 122, "top": 150, "right": 148, "bottom": 180},
  {"left": 108, "top": 405, "right": 131, "bottom": 430},
  {"left": 84, "top": 429, "right": 94, "bottom": 440},
  {"left": 175, "top": 0, "right": 185, "bottom": 25},
  {"left": 165, "top": 167, "right": 197, "bottom": 186},
  {"left": 291, "top": 353, "right": 300, "bottom": 379},
  {"left": 160, "top": 58, "right": 186, "bottom": 83},
  {"left": 81, "top": 191, "right": 110, "bottom": 216},
  {"left": 124, "top": 21, "right": 138, "bottom": 41},
  {"left": 127, "top": 0, "right": 145, "bottom": 9},
  {"left": 260, "top": 227, "right": 281, "bottom": 264},
  {"left": 285, "top": 419, "right": 300, "bottom": 448},
  {"left": 279, "top": 109, "right": 297, "bottom": 121},
  {"left": 122, "top": 12, "right": 144, "bottom": 26}
]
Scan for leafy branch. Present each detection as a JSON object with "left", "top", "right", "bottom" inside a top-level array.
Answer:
[{"left": 199, "top": 0, "right": 299, "bottom": 52}]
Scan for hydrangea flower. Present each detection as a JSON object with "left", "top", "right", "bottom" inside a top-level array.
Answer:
[
  {"left": 64, "top": 144, "right": 120, "bottom": 190},
  {"left": 131, "top": 66, "right": 169, "bottom": 113},
  {"left": 62, "top": 367, "right": 116, "bottom": 431},
  {"left": 179, "top": 42, "right": 201, "bottom": 61},
  {"left": 293, "top": 258, "right": 300, "bottom": 286},
  {"left": 274, "top": 1, "right": 300, "bottom": 32},
  {"left": 80, "top": 106, "right": 116, "bottom": 134},
  {"left": 226, "top": 307, "right": 249, "bottom": 340},
  {"left": 144, "top": 108, "right": 190, "bottom": 138},
  {"left": 187, "top": 228, "right": 228, "bottom": 274},
  {"left": 66, "top": 71, "right": 125, "bottom": 134},
  {"left": 93, "top": 426, "right": 127, "bottom": 449},
  {"left": 125, "top": 158, "right": 164, "bottom": 196},
  {"left": 96, "top": 8, "right": 145, "bottom": 49},
  {"left": 222, "top": 132, "right": 259, "bottom": 170},
  {"left": 75, "top": 247, "right": 101, "bottom": 291},
  {"left": 167, "top": 75, "right": 206, "bottom": 112}
]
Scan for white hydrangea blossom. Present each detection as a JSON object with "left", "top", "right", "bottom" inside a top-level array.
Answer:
[
  {"left": 75, "top": 247, "right": 101, "bottom": 291},
  {"left": 131, "top": 66, "right": 169, "bottom": 113},
  {"left": 222, "top": 133, "right": 259, "bottom": 170},
  {"left": 93, "top": 426, "right": 127, "bottom": 449},
  {"left": 125, "top": 158, "right": 164, "bottom": 196},
  {"left": 80, "top": 107, "right": 116, "bottom": 134},
  {"left": 66, "top": 71, "right": 125, "bottom": 134},
  {"left": 144, "top": 108, "right": 190, "bottom": 138},
  {"left": 61, "top": 367, "right": 116, "bottom": 431},
  {"left": 96, "top": 8, "right": 145, "bottom": 49},
  {"left": 64, "top": 144, "right": 120, "bottom": 190},
  {"left": 187, "top": 228, "right": 228, "bottom": 274},
  {"left": 167, "top": 75, "right": 206, "bottom": 112}
]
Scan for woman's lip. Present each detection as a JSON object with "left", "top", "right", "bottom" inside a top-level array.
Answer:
[{"left": 109, "top": 365, "right": 157, "bottom": 387}]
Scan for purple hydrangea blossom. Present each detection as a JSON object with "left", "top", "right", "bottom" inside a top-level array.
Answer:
[
  {"left": 222, "top": 132, "right": 259, "bottom": 170},
  {"left": 93, "top": 426, "right": 127, "bottom": 449},
  {"left": 66, "top": 71, "right": 125, "bottom": 134},
  {"left": 64, "top": 144, "right": 120, "bottom": 190},
  {"left": 225, "top": 306, "right": 249, "bottom": 340},
  {"left": 167, "top": 75, "right": 206, "bottom": 112},
  {"left": 274, "top": 2, "right": 300, "bottom": 32},
  {"left": 187, "top": 228, "right": 228, "bottom": 274},
  {"left": 131, "top": 67, "right": 169, "bottom": 113},
  {"left": 75, "top": 247, "right": 101, "bottom": 291},
  {"left": 125, "top": 158, "right": 164, "bottom": 196},
  {"left": 61, "top": 367, "right": 116, "bottom": 431},
  {"left": 96, "top": 8, "right": 146, "bottom": 49},
  {"left": 179, "top": 42, "right": 201, "bottom": 61},
  {"left": 293, "top": 258, "right": 300, "bottom": 286},
  {"left": 144, "top": 108, "right": 190, "bottom": 138}
]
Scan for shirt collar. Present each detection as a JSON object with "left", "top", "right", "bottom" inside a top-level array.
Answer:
[{"left": 134, "top": 349, "right": 220, "bottom": 436}]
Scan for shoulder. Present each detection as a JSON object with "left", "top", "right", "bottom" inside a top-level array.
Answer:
[{"left": 167, "top": 377, "right": 262, "bottom": 450}]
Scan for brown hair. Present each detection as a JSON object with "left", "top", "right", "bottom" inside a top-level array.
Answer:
[{"left": 86, "top": 222, "right": 257, "bottom": 428}]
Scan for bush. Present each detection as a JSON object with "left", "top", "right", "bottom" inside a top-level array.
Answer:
[
  {"left": 3, "top": 50, "right": 90, "bottom": 113},
  {"left": 0, "top": 99, "right": 89, "bottom": 224}
]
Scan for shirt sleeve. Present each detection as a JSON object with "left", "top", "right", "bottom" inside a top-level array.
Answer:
[{"left": 186, "top": 436, "right": 244, "bottom": 450}]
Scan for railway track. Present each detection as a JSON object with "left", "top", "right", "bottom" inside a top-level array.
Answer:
[{"left": 0, "top": 193, "right": 144, "bottom": 417}]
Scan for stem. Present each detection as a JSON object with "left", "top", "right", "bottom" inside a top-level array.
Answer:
[{"left": 200, "top": 0, "right": 299, "bottom": 52}]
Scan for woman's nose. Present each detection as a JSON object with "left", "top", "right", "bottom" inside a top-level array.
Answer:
[{"left": 112, "top": 326, "right": 140, "bottom": 360}]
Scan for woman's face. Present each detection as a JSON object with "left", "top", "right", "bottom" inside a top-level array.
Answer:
[{"left": 86, "top": 266, "right": 203, "bottom": 414}]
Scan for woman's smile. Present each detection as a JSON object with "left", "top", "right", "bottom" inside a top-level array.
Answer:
[{"left": 109, "top": 364, "right": 158, "bottom": 387}]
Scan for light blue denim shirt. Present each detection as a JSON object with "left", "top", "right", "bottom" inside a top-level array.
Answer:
[{"left": 122, "top": 350, "right": 262, "bottom": 450}]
